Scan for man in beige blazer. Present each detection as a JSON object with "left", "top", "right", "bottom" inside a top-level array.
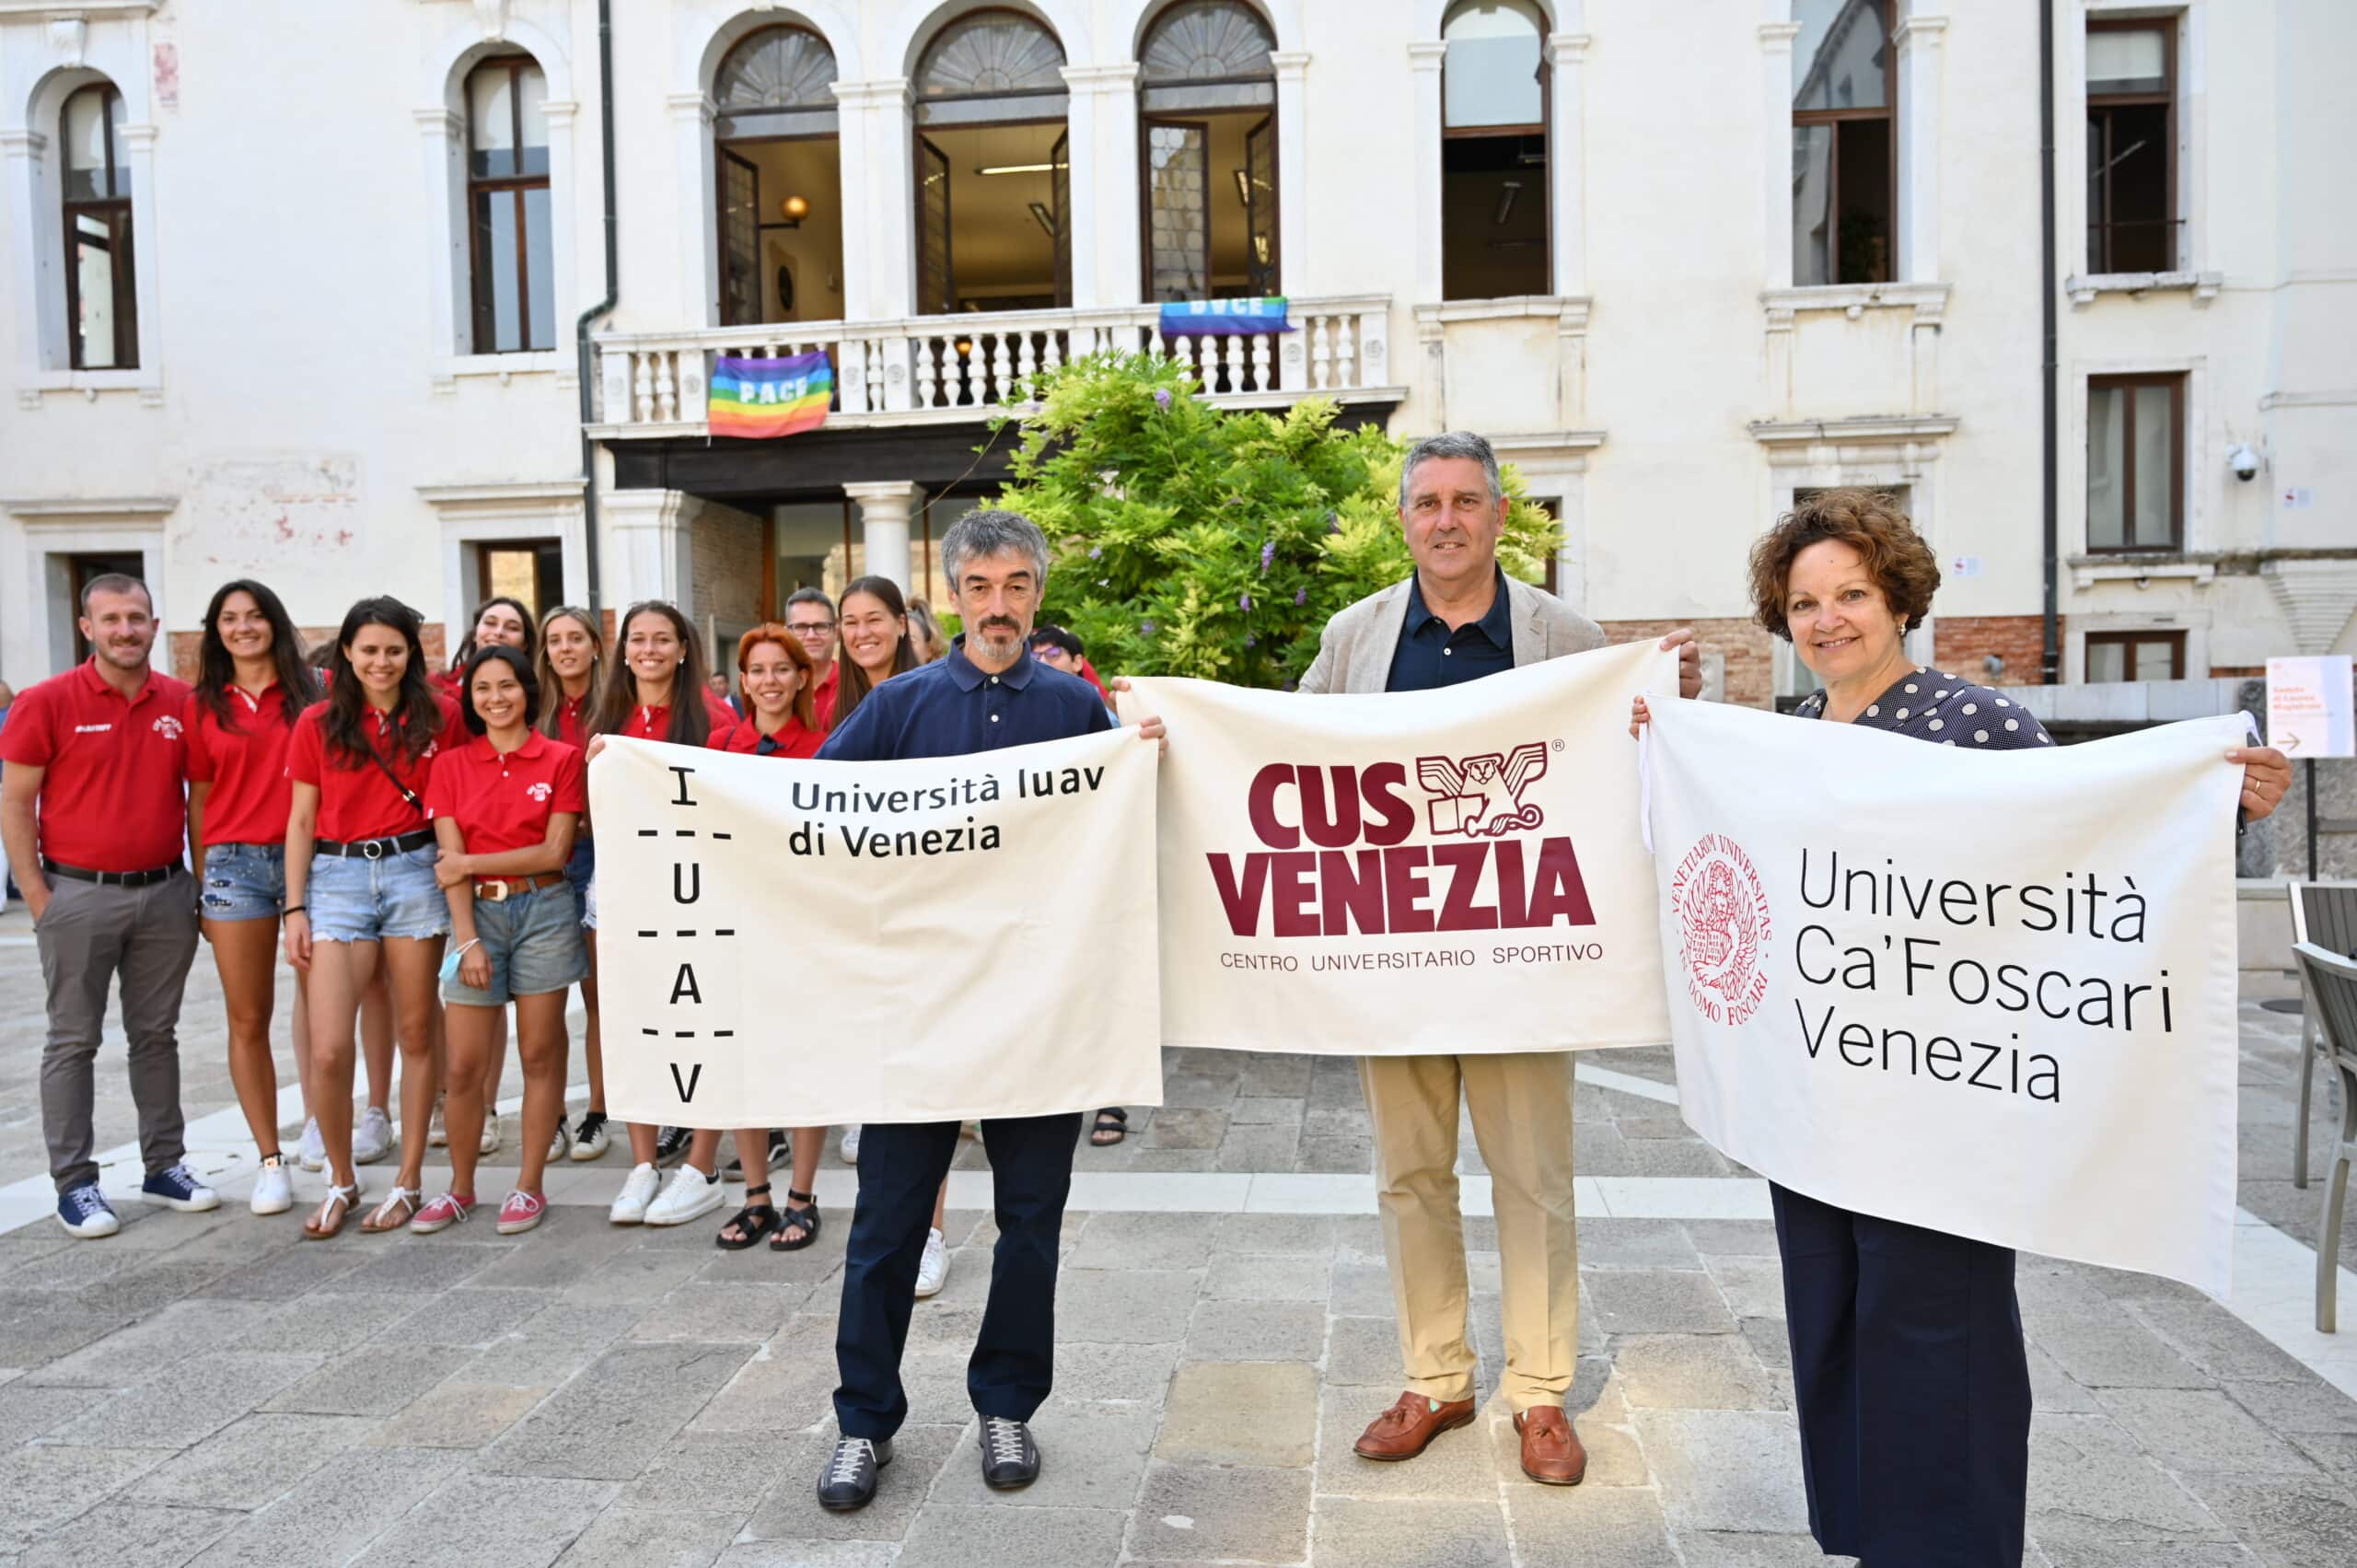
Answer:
[{"left": 1304, "top": 431, "right": 1700, "bottom": 1485}]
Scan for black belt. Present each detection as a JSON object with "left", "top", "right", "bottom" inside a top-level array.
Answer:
[
  {"left": 43, "top": 859, "right": 181, "bottom": 889},
  {"left": 313, "top": 829, "right": 435, "bottom": 860}
]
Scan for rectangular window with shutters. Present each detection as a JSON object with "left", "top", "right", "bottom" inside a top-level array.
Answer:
[
  {"left": 2084, "top": 631, "right": 2185, "bottom": 684},
  {"left": 2086, "top": 19, "right": 2177, "bottom": 273},
  {"left": 2086, "top": 373, "right": 2183, "bottom": 552}
]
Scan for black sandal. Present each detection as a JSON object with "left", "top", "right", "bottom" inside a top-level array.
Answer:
[
  {"left": 716, "top": 1184, "right": 781, "bottom": 1250},
  {"left": 1090, "top": 1108, "right": 1129, "bottom": 1146},
  {"left": 770, "top": 1188, "right": 822, "bottom": 1252}
]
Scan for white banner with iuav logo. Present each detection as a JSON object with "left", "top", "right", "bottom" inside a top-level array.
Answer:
[
  {"left": 589, "top": 730, "right": 1163, "bottom": 1128},
  {"left": 1645, "top": 700, "right": 2244, "bottom": 1294},
  {"left": 1124, "top": 643, "right": 1679, "bottom": 1056}
]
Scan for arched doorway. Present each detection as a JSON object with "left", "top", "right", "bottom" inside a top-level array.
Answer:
[
  {"left": 713, "top": 22, "right": 844, "bottom": 326},
  {"left": 1137, "top": 1, "right": 1278, "bottom": 302},
  {"left": 911, "top": 9, "right": 1072, "bottom": 315}
]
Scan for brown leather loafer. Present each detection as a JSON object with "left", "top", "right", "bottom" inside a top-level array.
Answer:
[
  {"left": 1513, "top": 1406, "right": 1587, "bottom": 1485},
  {"left": 1353, "top": 1389, "right": 1477, "bottom": 1460}
]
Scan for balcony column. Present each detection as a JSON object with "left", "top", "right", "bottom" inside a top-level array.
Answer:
[
  {"left": 668, "top": 91, "right": 718, "bottom": 324},
  {"left": 603, "top": 489, "right": 697, "bottom": 613},
  {"left": 845, "top": 481, "right": 922, "bottom": 593},
  {"left": 1270, "top": 52, "right": 1309, "bottom": 294},
  {"left": 1408, "top": 41, "right": 1447, "bottom": 306},
  {"left": 1057, "top": 66, "right": 1104, "bottom": 309},
  {"left": 1759, "top": 13, "right": 1801, "bottom": 290},
  {"left": 1895, "top": 14, "right": 1947, "bottom": 283},
  {"left": 1065, "top": 65, "right": 1138, "bottom": 308},
  {"left": 1543, "top": 28, "right": 1588, "bottom": 297}
]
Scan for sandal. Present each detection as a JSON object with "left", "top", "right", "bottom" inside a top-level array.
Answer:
[
  {"left": 1090, "top": 1108, "right": 1129, "bottom": 1146},
  {"left": 770, "top": 1188, "right": 822, "bottom": 1252},
  {"left": 716, "top": 1184, "right": 781, "bottom": 1251},
  {"left": 359, "top": 1185, "right": 419, "bottom": 1234},
  {"left": 302, "top": 1181, "right": 360, "bottom": 1241}
]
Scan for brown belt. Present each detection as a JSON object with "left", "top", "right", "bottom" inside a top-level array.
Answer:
[{"left": 472, "top": 872, "right": 566, "bottom": 902}]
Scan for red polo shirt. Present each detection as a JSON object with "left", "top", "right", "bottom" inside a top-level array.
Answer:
[
  {"left": 811, "top": 663, "right": 840, "bottom": 729},
  {"left": 431, "top": 668, "right": 465, "bottom": 701},
  {"left": 614, "top": 694, "right": 736, "bottom": 747},
  {"left": 184, "top": 682, "right": 301, "bottom": 847},
  {"left": 714, "top": 714, "right": 825, "bottom": 759},
  {"left": 0, "top": 660, "right": 192, "bottom": 872},
  {"left": 549, "top": 691, "right": 591, "bottom": 751},
  {"left": 426, "top": 730, "right": 586, "bottom": 856},
  {"left": 284, "top": 694, "right": 464, "bottom": 842}
]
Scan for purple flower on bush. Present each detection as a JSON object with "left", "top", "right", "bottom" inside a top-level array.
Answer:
[
  {"left": 1088, "top": 546, "right": 1102, "bottom": 560},
  {"left": 1238, "top": 592, "right": 1252, "bottom": 611},
  {"left": 1141, "top": 621, "right": 1156, "bottom": 634},
  {"left": 1154, "top": 389, "right": 1173, "bottom": 410},
  {"left": 1259, "top": 540, "right": 1275, "bottom": 573},
  {"left": 1244, "top": 633, "right": 1257, "bottom": 648},
  {"left": 1294, "top": 587, "right": 1307, "bottom": 606}
]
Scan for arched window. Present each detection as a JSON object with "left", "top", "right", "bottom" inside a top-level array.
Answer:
[
  {"left": 1792, "top": 0, "right": 1894, "bottom": 285},
  {"left": 912, "top": 9, "right": 1071, "bottom": 314},
  {"left": 714, "top": 24, "right": 843, "bottom": 326},
  {"left": 1138, "top": 1, "right": 1277, "bottom": 301},
  {"left": 61, "top": 81, "right": 135, "bottom": 370},
  {"left": 466, "top": 54, "right": 554, "bottom": 353},
  {"left": 1440, "top": 0, "right": 1549, "bottom": 301}
]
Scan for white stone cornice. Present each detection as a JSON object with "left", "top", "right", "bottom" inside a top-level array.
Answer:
[
  {"left": 117, "top": 122, "right": 157, "bottom": 151},
  {"left": 1408, "top": 41, "right": 1447, "bottom": 69},
  {"left": 1269, "top": 50, "right": 1311, "bottom": 75},
  {"left": 1061, "top": 63, "right": 1137, "bottom": 91},
  {"left": 1758, "top": 21, "right": 1803, "bottom": 45},
  {"left": 412, "top": 106, "right": 461, "bottom": 136},
  {"left": 0, "top": 495, "right": 178, "bottom": 524},
  {"left": 831, "top": 77, "right": 913, "bottom": 109},
  {"left": 1748, "top": 414, "right": 1959, "bottom": 447},
  {"left": 1894, "top": 15, "right": 1950, "bottom": 46},
  {"left": 667, "top": 90, "right": 714, "bottom": 124},
  {"left": 1544, "top": 32, "right": 1591, "bottom": 65},
  {"left": 540, "top": 99, "right": 579, "bottom": 123},
  {"left": 0, "top": 129, "right": 47, "bottom": 157}
]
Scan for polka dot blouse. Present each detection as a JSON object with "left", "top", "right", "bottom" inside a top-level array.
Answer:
[{"left": 1792, "top": 668, "right": 2054, "bottom": 750}]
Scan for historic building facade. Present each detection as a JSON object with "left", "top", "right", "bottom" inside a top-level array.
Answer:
[{"left": 0, "top": 0, "right": 2348, "bottom": 704}]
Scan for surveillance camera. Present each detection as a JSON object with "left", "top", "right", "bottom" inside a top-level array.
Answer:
[{"left": 2227, "top": 443, "right": 2260, "bottom": 482}]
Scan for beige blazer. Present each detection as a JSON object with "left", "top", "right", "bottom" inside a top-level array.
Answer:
[{"left": 1297, "top": 573, "right": 1607, "bottom": 695}]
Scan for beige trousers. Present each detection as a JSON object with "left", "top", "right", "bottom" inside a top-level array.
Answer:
[{"left": 1358, "top": 1050, "right": 1578, "bottom": 1412}]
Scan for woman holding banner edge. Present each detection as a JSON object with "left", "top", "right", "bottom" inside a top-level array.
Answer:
[{"left": 1636, "top": 489, "right": 2291, "bottom": 1567}]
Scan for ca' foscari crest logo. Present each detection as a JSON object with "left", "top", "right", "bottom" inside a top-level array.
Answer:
[
  {"left": 1416, "top": 741, "right": 1548, "bottom": 839},
  {"left": 152, "top": 714, "right": 183, "bottom": 740},
  {"left": 1673, "top": 833, "right": 1771, "bottom": 1027},
  {"left": 525, "top": 781, "right": 553, "bottom": 803}
]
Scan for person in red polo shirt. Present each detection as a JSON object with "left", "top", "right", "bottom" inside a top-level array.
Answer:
[
  {"left": 0, "top": 573, "right": 214, "bottom": 1239},
  {"left": 784, "top": 587, "right": 842, "bottom": 728},
  {"left": 677, "top": 624, "right": 829, "bottom": 1249},
  {"left": 532, "top": 604, "right": 612, "bottom": 1164},
  {"left": 583, "top": 599, "right": 734, "bottom": 1223},
  {"left": 185, "top": 579, "right": 322, "bottom": 1218},
  {"left": 282, "top": 596, "right": 462, "bottom": 1240},
  {"left": 414, "top": 645, "right": 586, "bottom": 1237}
]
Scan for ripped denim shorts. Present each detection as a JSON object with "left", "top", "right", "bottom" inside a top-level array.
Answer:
[{"left": 200, "top": 842, "right": 286, "bottom": 923}]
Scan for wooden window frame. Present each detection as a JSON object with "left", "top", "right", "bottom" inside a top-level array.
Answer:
[
  {"left": 1791, "top": 0, "right": 1898, "bottom": 287},
  {"left": 60, "top": 82, "right": 137, "bottom": 371},
  {"left": 2086, "top": 371, "right": 2185, "bottom": 553},
  {"left": 2084, "top": 629, "right": 2186, "bottom": 683},
  {"left": 1439, "top": 0, "right": 1551, "bottom": 301},
  {"left": 2084, "top": 17, "right": 2177, "bottom": 273},
  {"left": 466, "top": 55, "right": 552, "bottom": 354}
]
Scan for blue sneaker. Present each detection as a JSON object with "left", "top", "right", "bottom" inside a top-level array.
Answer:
[
  {"left": 56, "top": 1184, "right": 119, "bottom": 1238},
  {"left": 140, "top": 1163, "right": 220, "bottom": 1214}
]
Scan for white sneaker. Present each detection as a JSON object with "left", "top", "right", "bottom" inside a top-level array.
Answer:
[
  {"left": 569, "top": 1112, "right": 610, "bottom": 1161},
  {"left": 250, "top": 1157, "right": 294, "bottom": 1216},
  {"left": 352, "top": 1107, "right": 392, "bottom": 1166},
  {"left": 479, "top": 1119, "right": 501, "bottom": 1156},
  {"left": 841, "top": 1124, "right": 862, "bottom": 1166},
  {"left": 644, "top": 1166, "right": 725, "bottom": 1226},
  {"left": 609, "top": 1162, "right": 662, "bottom": 1225},
  {"left": 915, "top": 1226, "right": 949, "bottom": 1298},
  {"left": 296, "top": 1118, "right": 326, "bottom": 1172},
  {"left": 546, "top": 1121, "right": 571, "bottom": 1163}
]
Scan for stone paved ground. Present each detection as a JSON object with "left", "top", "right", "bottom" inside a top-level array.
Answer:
[{"left": 1, "top": 909, "right": 2354, "bottom": 1565}]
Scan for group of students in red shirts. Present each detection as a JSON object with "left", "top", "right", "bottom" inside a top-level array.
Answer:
[{"left": 5, "top": 566, "right": 1120, "bottom": 1267}]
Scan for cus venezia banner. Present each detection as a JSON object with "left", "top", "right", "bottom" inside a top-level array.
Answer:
[
  {"left": 1124, "top": 642, "right": 1678, "bottom": 1055},
  {"left": 588, "top": 730, "right": 1162, "bottom": 1128},
  {"left": 1645, "top": 701, "right": 2244, "bottom": 1294}
]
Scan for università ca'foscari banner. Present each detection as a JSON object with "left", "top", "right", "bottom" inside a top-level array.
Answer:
[
  {"left": 587, "top": 729, "right": 1163, "bottom": 1128},
  {"left": 1123, "top": 642, "right": 1681, "bottom": 1056},
  {"left": 1644, "top": 700, "right": 2245, "bottom": 1295}
]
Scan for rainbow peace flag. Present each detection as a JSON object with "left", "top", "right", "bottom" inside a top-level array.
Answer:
[{"left": 709, "top": 352, "right": 832, "bottom": 439}]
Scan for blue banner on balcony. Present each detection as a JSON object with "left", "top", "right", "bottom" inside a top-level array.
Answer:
[{"left": 1158, "top": 296, "right": 1295, "bottom": 338}]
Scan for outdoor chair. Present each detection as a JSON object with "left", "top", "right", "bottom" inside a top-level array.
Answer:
[
  {"left": 2290, "top": 881, "right": 2357, "bottom": 1188},
  {"left": 2292, "top": 942, "right": 2357, "bottom": 1332}
]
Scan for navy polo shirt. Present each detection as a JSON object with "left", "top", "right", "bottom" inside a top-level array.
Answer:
[
  {"left": 817, "top": 637, "right": 1115, "bottom": 764},
  {"left": 1385, "top": 566, "right": 1517, "bottom": 692}
]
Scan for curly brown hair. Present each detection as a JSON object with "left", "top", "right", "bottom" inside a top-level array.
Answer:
[{"left": 1747, "top": 488, "right": 1941, "bottom": 642}]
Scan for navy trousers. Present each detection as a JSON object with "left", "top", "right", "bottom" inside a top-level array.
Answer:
[
  {"left": 832, "top": 1112, "right": 1081, "bottom": 1441},
  {"left": 1772, "top": 1182, "right": 2032, "bottom": 1567}
]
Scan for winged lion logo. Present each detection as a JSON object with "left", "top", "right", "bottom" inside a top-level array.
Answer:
[{"left": 1414, "top": 740, "right": 1550, "bottom": 838}]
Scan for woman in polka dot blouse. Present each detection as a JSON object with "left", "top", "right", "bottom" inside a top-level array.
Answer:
[{"left": 1633, "top": 489, "right": 2293, "bottom": 1567}]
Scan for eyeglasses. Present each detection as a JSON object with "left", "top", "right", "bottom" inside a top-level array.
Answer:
[{"left": 787, "top": 621, "right": 836, "bottom": 634}]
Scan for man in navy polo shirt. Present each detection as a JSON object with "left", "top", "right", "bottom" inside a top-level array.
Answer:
[
  {"left": 813, "top": 510, "right": 1157, "bottom": 1512},
  {"left": 0, "top": 574, "right": 214, "bottom": 1237}
]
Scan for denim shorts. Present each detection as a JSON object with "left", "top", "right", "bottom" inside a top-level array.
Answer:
[
  {"left": 445, "top": 883, "right": 588, "bottom": 1005},
  {"left": 563, "top": 839, "right": 596, "bottom": 928},
  {"left": 200, "top": 842, "right": 285, "bottom": 923},
  {"left": 308, "top": 843, "right": 450, "bottom": 944}
]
